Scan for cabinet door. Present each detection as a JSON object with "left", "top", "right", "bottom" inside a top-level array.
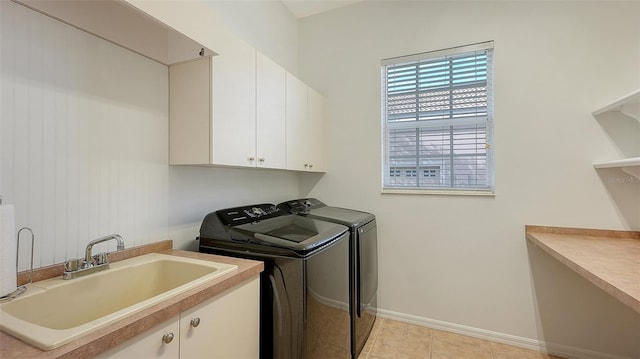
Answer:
[
  {"left": 169, "top": 57, "right": 212, "bottom": 165},
  {"left": 211, "top": 35, "right": 257, "bottom": 167},
  {"left": 307, "top": 87, "right": 326, "bottom": 172},
  {"left": 97, "top": 316, "right": 180, "bottom": 359},
  {"left": 286, "top": 73, "right": 308, "bottom": 171},
  {"left": 180, "top": 278, "right": 260, "bottom": 359},
  {"left": 256, "top": 52, "right": 286, "bottom": 169}
]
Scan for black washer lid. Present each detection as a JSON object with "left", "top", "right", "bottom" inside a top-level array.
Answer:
[
  {"left": 308, "top": 206, "right": 375, "bottom": 228},
  {"left": 235, "top": 215, "right": 348, "bottom": 253},
  {"left": 278, "top": 198, "right": 375, "bottom": 227}
]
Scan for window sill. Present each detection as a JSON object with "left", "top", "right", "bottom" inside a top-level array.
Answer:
[{"left": 381, "top": 188, "right": 495, "bottom": 197}]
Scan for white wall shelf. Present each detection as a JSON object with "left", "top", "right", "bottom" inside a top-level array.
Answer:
[
  {"left": 593, "top": 157, "right": 640, "bottom": 178},
  {"left": 593, "top": 157, "right": 640, "bottom": 169},
  {"left": 592, "top": 89, "right": 640, "bottom": 179},
  {"left": 592, "top": 89, "right": 640, "bottom": 120}
]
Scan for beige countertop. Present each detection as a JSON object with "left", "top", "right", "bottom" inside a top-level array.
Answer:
[
  {"left": 526, "top": 225, "right": 640, "bottom": 314},
  {"left": 0, "top": 241, "right": 263, "bottom": 358}
]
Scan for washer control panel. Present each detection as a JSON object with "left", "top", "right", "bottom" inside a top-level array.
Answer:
[
  {"left": 216, "top": 203, "right": 283, "bottom": 226},
  {"left": 280, "top": 198, "right": 325, "bottom": 214}
]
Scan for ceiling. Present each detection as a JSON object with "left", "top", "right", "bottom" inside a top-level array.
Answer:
[{"left": 281, "top": 0, "right": 365, "bottom": 18}]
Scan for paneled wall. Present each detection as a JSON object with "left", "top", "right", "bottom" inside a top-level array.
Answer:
[
  {"left": 1, "top": 0, "right": 301, "bottom": 266},
  {"left": 1, "top": 1, "right": 169, "bottom": 268}
]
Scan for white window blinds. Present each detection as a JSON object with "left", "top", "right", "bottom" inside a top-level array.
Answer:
[{"left": 382, "top": 42, "right": 494, "bottom": 192}]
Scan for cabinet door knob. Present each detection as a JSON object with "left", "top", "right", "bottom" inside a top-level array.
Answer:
[
  {"left": 309, "top": 164, "right": 313, "bottom": 169},
  {"left": 248, "top": 157, "right": 255, "bottom": 162},
  {"left": 162, "top": 332, "right": 174, "bottom": 344},
  {"left": 259, "top": 158, "right": 265, "bottom": 163},
  {"left": 190, "top": 317, "right": 201, "bottom": 328},
  {"left": 304, "top": 163, "right": 309, "bottom": 168}
]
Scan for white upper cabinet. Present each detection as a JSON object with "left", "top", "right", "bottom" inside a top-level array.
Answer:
[
  {"left": 170, "top": 45, "right": 296, "bottom": 169},
  {"left": 256, "top": 52, "right": 287, "bottom": 169},
  {"left": 169, "top": 58, "right": 212, "bottom": 165},
  {"left": 169, "top": 36, "right": 258, "bottom": 167},
  {"left": 286, "top": 73, "right": 309, "bottom": 171},
  {"left": 286, "top": 74, "right": 326, "bottom": 172},
  {"left": 171, "top": 57, "right": 327, "bottom": 172},
  {"left": 211, "top": 37, "right": 258, "bottom": 167},
  {"left": 307, "top": 87, "right": 326, "bottom": 172}
]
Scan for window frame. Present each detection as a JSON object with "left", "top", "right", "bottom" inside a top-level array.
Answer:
[{"left": 381, "top": 41, "right": 495, "bottom": 195}]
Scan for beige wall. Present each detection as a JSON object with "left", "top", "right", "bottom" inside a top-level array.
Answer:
[
  {"left": 298, "top": 1, "right": 640, "bottom": 358},
  {"left": 202, "top": 0, "right": 299, "bottom": 75}
]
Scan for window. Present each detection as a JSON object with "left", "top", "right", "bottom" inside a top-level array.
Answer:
[
  {"left": 423, "top": 167, "right": 439, "bottom": 177},
  {"left": 382, "top": 42, "right": 494, "bottom": 193}
]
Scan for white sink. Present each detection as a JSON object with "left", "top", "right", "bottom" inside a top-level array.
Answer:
[{"left": 0, "top": 253, "right": 237, "bottom": 350}]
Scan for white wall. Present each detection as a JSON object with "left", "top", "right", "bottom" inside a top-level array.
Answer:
[
  {"left": 0, "top": 1, "right": 301, "bottom": 263},
  {"left": 299, "top": 1, "right": 640, "bottom": 358},
  {"left": 202, "top": 0, "right": 299, "bottom": 75}
]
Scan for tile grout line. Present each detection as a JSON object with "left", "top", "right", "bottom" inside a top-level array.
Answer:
[
  {"left": 429, "top": 326, "right": 434, "bottom": 359},
  {"left": 490, "top": 341, "right": 496, "bottom": 359}
]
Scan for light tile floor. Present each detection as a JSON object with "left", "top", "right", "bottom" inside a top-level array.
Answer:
[{"left": 358, "top": 318, "right": 565, "bottom": 359}]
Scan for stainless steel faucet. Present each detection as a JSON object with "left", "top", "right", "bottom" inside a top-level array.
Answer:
[
  {"left": 84, "top": 234, "right": 125, "bottom": 267},
  {"left": 63, "top": 234, "right": 125, "bottom": 279}
]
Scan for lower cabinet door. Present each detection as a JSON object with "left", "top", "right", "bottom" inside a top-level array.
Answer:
[
  {"left": 97, "top": 315, "right": 180, "bottom": 359},
  {"left": 180, "top": 278, "right": 260, "bottom": 359},
  {"left": 95, "top": 277, "right": 259, "bottom": 359}
]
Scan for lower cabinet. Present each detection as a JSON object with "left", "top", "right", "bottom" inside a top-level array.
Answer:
[
  {"left": 97, "top": 316, "right": 180, "bottom": 359},
  {"left": 180, "top": 277, "right": 259, "bottom": 358},
  {"left": 98, "top": 278, "right": 259, "bottom": 359}
]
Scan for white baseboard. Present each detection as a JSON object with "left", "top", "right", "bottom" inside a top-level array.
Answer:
[{"left": 376, "top": 308, "right": 633, "bottom": 359}]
